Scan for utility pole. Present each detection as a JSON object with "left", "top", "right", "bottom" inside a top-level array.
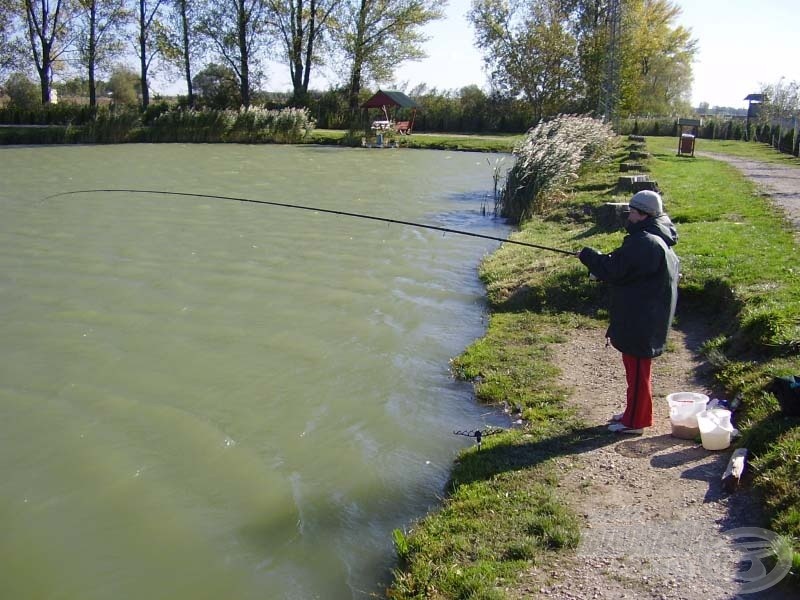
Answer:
[{"left": 598, "top": 0, "right": 621, "bottom": 124}]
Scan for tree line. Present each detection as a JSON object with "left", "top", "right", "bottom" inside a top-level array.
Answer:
[
  {"left": 0, "top": 0, "right": 442, "bottom": 114},
  {"left": 1, "top": 0, "right": 700, "bottom": 124}
]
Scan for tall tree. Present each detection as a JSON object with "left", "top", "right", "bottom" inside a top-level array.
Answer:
[
  {"left": 22, "top": 0, "right": 74, "bottom": 103},
  {"left": 265, "top": 0, "right": 342, "bottom": 104},
  {"left": 1, "top": 0, "right": 20, "bottom": 77},
  {"left": 760, "top": 78, "right": 800, "bottom": 121},
  {"left": 336, "top": 0, "right": 442, "bottom": 118},
  {"left": 175, "top": 0, "right": 194, "bottom": 105},
  {"left": 134, "top": 0, "right": 167, "bottom": 108},
  {"left": 617, "top": 0, "right": 696, "bottom": 115},
  {"left": 4, "top": 71, "right": 41, "bottom": 107},
  {"left": 469, "top": 0, "right": 695, "bottom": 119},
  {"left": 107, "top": 64, "right": 140, "bottom": 105},
  {"left": 469, "top": 0, "right": 579, "bottom": 121},
  {"left": 161, "top": 0, "right": 199, "bottom": 106},
  {"left": 197, "top": 0, "right": 271, "bottom": 107},
  {"left": 74, "top": 0, "right": 129, "bottom": 106},
  {"left": 573, "top": 0, "right": 612, "bottom": 113},
  {"left": 192, "top": 62, "right": 241, "bottom": 107}
]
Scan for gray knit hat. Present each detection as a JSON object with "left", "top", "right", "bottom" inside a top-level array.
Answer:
[{"left": 629, "top": 190, "right": 663, "bottom": 216}]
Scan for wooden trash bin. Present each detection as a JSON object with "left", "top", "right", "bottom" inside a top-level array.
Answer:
[
  {"left": 677, "top": 118, "right": 701, "bottom": 157},
  {"left": 679, "top": 133, "right": 696, "bottom": 156}
]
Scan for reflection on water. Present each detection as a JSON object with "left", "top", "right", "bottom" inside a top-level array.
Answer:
[{"left": 0, "top": 144, "right": 513, "bottom": 599}]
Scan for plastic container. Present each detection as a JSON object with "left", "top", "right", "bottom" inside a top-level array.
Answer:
[
  {"left": 667, "top": 392, "right": 709, "bottom": 439},
  {"left": 697, "top": 408, "right": 734, "bottom": 450}
]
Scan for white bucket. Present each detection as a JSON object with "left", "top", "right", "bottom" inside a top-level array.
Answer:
[
  {"left": 667, "top": 392, "right": 709, "bottom": 439},
  {"left": 697, "top": 408, "right": 734, "bottom": 450}
]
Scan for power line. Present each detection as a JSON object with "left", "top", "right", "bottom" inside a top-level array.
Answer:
[{"left": 598, "top": 0, "right": 622, "bottom": 124}]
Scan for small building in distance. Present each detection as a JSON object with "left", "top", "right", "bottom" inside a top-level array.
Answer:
[{"left": 744, "top": 93, "right": 765, "bottom": 127}]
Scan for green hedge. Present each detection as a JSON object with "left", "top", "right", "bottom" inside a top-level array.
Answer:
[
  {"left": 0, "top": 106, "right": 316, "bottom": 145},
  {"left": 0, "top": 104, "right": 97, "bottom": 125},
  {"left": 0, "top": 125, "right": 78, "bottom": 144}
]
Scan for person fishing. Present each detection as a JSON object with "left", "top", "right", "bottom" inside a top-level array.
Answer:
[{"left": 577, "top": 190, "right": 680, "bottom": 435}]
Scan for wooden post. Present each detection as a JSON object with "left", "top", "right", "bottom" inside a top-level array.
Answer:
[
  {"left": 620, "top": 162, "right": 647, "bottom": 172},
  {"left": 595, "top": 202, "right": 630, "bottom": 229}
]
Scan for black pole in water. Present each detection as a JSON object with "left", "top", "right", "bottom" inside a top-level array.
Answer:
[{"left": 42, "top": 189, "right": 576, "bottom": 256}]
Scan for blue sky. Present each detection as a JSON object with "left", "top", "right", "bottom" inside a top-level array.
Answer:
[
  {"left": 672, "top": 0, "right": 799, "bottom": 107},
  {"left": 264, "top": 0, "right": 799, "bottom": 109}
]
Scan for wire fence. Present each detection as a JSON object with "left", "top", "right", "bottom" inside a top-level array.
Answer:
[{"left": 617, "top": 115, "right": 800, "bottom": 157}]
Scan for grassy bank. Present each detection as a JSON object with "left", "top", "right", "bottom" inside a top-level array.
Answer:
[
  {"left": 0, "top": 124, "right": 74, "bottom": 144},
  {"left": 690, "top": 137, "right": 800, "bottom": 164},
  {"left": 389, "top": 137, "right": 799, "bottom": 597},
  {"left": 308, "top": 129, "right": 521, "bottom": 152}
]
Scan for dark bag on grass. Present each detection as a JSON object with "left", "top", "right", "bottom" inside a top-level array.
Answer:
[{"left": 768, "top": 375, "right": 800, "bottom": 417}]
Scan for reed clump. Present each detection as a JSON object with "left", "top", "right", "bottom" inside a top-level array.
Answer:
[
  {"left": 500, "top": 114, "right": 615, "bottom": 222},
  {"left": 79, "top": 108, "right": 142, "bottom": 143},
  {"left": 147, "top": 106, "right": 316, "bottom": 143},
  {"left": 0, "top": 105, "right": 316, "bottom": 144}
]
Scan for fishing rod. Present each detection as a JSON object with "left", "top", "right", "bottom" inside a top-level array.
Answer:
[{"left": 42, "top": 189, "right": 575, "bottom": 256}]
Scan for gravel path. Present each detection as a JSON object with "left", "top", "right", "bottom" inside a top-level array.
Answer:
[
  {"left": 697, "top": 152, "right": 800, "bottom": 230},
  {"left": 513, "top": 319, "right": 794, "bottom": 599}
]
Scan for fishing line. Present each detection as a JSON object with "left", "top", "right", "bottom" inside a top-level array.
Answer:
[{"left": 42, "top": 189, "right": 575, "bottom": 256}]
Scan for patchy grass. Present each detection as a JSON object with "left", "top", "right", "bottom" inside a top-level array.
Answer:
[
  {"left": 403, "top": 133, "right": 521, "bottom": 153},
  {"left": 390, "top": 310, "right": 612, "bottom": 599},
  {"left": 643, "top": 136, "right": 800, "bottom": 353},
  {"left": 390, "top": 434, "right": 580, "bottom": 600},
  {"left": 306, "top": 128, "right": 348, "bottom": 144}
]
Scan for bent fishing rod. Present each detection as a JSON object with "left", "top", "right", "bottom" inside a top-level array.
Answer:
[{"left": 42, "top": 189, "right": 575, "bottom": 256}]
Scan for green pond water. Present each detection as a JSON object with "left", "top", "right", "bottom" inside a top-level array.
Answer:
[{"left": 0, "top": 143, "right": 512, "bottom": 599}]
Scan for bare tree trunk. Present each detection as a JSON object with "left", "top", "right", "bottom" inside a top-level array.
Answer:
[
  {"left": 88, "top": 0, "right": 97, "bottom": 107},
  {"left": 301, "top": 0, "right": 316, "bottom": 95},
  {"left": 139, "top": 0, "right": 150, "bottom": 108},
  {"left": 347, "top": 0, "right": 368, "bottom": 122},
  {"left": 347, "top": 59, "right": 361, "bottom": 113},
  {"left": 237, "top": 0, "right": 250, "bottom": 106},
  {"left": 277, "top": 0, "right": 337, "bottom": 105},
  {"left": 179, "top": 0, "right": 193, "bottom": 106},
  {"left": 24, "top": 0, "right": 63, "bottom": 104},
  {"left": 37, "top": 59, "right": 52, "bottom": 104},
  {"left": 290, "top": 0, "right": 303, "bottom": 92}
]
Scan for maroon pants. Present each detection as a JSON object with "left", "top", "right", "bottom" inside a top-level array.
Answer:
[{"left": 621, "top": 354, "right": 653, "bottom": 429}]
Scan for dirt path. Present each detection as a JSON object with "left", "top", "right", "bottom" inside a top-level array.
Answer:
[
  {"left": 513, "top": 319, "right": 794, "bottom": 599},
  {"left": 697, "top": 152, "right": 800, "bottom": 230}
]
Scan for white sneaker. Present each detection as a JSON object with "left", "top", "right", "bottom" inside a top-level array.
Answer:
[
  {"left": 608, "top": 423, "right": 644, "bottom": 434},
  {"left": 611, "top": 413, "right": 624, "bottom": 422}
]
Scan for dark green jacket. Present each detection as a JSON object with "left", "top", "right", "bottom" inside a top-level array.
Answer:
[{"left": 579, "top": 215, "right": 679, "bottom": 358}]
